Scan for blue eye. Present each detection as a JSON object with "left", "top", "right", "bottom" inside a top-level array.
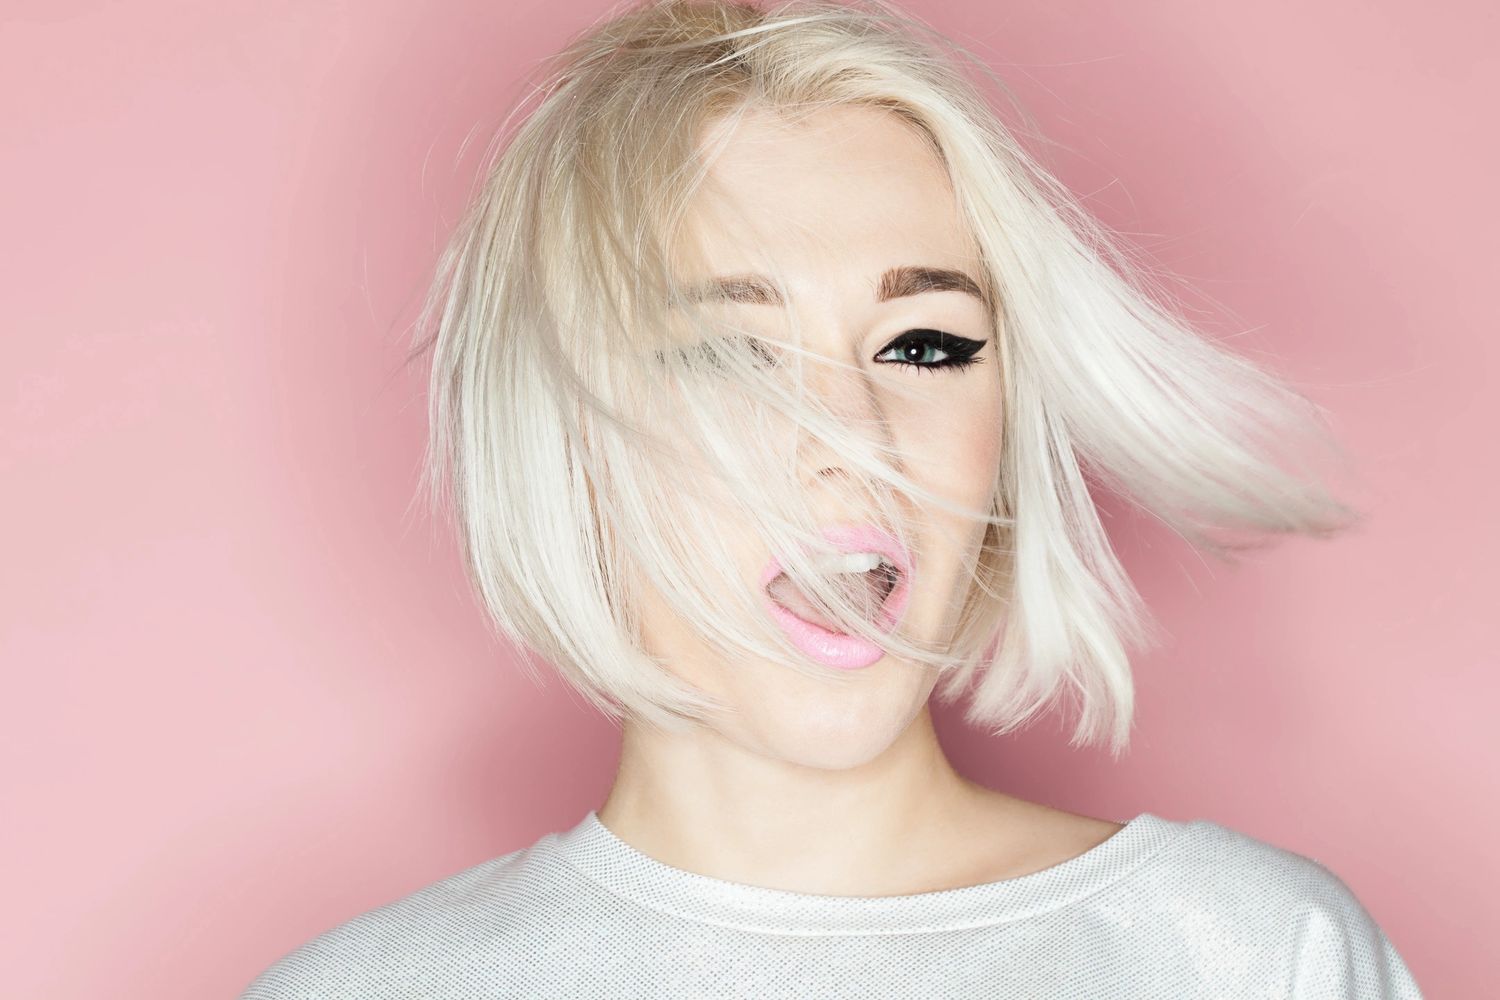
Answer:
[{"left": 874, "top": 329, "right": 987, "bottom": 373}]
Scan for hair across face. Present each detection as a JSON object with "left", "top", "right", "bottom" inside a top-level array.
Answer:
[
  {"left": 618, "top": 101, "right": 1005, "bottom": 766},
  {"left": 414, "top": 0, "right": 1359, "bottom": 758}
]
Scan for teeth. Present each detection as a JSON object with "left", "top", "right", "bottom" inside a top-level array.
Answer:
[{"left": 816, "top": 551, "right": 885, "bottom": 575}]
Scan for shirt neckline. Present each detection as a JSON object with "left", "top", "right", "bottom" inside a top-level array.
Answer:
[{"left": 550, "top": 808, "right": 1191, "bottom": 935}]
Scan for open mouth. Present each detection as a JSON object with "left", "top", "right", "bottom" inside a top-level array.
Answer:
[
  {"left": 757, "top": 525, "right": 915, "bottom": 671},
  {"left": 763, "top": 553, "right": 904, "bottom": 634}
]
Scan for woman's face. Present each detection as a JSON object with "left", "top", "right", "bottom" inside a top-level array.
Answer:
[{"left": 633, "top": 102, "right": 1004, "bottom": 769}]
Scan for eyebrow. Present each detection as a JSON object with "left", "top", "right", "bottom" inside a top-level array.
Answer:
[{"left": 675, "top": 265, "right": 988, "bottom": 307}]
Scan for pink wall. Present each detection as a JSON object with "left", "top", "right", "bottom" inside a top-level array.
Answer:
[{"left": 2, "top": 1, "right": 1490, "bottom": 996}]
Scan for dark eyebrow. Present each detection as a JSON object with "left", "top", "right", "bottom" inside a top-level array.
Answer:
[
  {"left": 877, "top": 264, "right": 987, "bottom": 303},
  {"left": 675, "top": 265, "right": 987, "bottom": 307}
]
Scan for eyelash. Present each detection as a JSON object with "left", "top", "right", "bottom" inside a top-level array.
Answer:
[
  {"left": 669, "top": 329, "right": 987, "bottom": 374},
  {"left": 873, "top": 329, "right": 987, "bottom": 374}
]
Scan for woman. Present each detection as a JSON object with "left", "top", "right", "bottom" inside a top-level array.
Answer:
[{"left": 242, "top": 0, "right": 1422, "bottom": 996}]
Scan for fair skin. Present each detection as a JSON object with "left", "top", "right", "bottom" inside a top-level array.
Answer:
[{"left": 598, "top": 103, "right": 1123, "bottom": 897}]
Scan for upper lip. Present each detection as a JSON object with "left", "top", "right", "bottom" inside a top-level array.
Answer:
[{"left": 759, "top": 523, "right": 914, "bottom": 591}]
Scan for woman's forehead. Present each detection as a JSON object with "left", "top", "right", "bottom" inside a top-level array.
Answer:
[{"left": 677, "top": 106, "right": 982, "bottom": 295}]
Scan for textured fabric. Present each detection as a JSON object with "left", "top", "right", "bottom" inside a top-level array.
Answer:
[{"left": 240, "top": 809, "right": 1423, "bottom": 998}]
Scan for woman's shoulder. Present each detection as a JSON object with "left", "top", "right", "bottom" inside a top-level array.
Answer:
[
  {"left": 1113, "top": 809, "right": 1368, "bottom": 919},
  {"left": 1148, "top": 813, "right": 1369, "bottom": 909},
  {"left": 994, "top": 794, "right": 1347, "bottom": 908},
  {"left": 1007, "top": 800, "right": 1372, "bottom": 922},
  {"left": 235, "top": 833, "right": 563, "bottom": 1000},
  {"left": 1122, "top": 813, "right": 1422, "bottom": 997}
]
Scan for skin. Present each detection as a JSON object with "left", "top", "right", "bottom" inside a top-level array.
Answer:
[{"left": 598, "top": 103, "right": 1123, "bottom": 896}]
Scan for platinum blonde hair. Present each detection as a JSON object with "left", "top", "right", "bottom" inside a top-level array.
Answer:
[{"left": 410, "top": 0, "right": 1359, "bottom": 757}]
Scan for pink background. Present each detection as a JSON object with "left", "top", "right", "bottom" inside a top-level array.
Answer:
[{"left": 2, "top": 1, "right": 1492, "bottom": 996}]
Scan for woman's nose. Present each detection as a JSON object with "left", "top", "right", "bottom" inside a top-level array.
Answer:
[{"left": 791, "top": 349, "right": 892, "bottom": 489}]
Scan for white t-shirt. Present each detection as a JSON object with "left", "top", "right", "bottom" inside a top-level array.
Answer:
[{"left": 239, "top": 809, "right": 1423, "bottom": 998}]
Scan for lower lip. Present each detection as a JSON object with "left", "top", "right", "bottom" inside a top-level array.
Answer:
[{"left": 759, "top": 539, "right": 913, "bottom": 671}]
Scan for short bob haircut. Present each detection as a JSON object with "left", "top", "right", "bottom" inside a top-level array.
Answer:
[{"left": 410, "top": 0, "right": 1359, "bottom": 757}]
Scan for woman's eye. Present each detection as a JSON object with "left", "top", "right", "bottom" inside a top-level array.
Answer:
[
  {"left": 745, "top": 339, "right": 781, "bottom": 367},
  {"left": 657, "top": 330, "right": 984, "bottom": 376},
  {"left": 658, "top": 336, "right": 779, "bottom": 371},
  {"left": 874, "top": 329, "right": 987, "bottom": 373}
]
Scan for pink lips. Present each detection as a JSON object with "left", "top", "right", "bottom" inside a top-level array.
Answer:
[{"left": 759, "top": 524, "right": 914, "bottom": 670}]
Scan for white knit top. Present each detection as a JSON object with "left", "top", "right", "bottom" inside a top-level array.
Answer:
[{"left": 239, "top": 809, "right": 1423, "bottom": 998}]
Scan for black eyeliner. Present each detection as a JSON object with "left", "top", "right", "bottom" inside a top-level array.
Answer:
[{"left": 874, "top": 328, "right": 987, "bottom": 372}]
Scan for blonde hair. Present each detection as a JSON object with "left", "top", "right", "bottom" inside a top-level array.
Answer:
[{"left": 409, "top": 0, "right": 1360, "bottom": 757}]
